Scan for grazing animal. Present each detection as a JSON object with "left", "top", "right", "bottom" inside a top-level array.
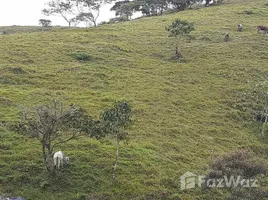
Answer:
[
  {"left": 224, "top": 33, "right": 230, "bottom": 42},
  {"left": 53, "top": 151, "right": 69, "bottom": 169},
  {"left": 257, "top": 26, "right": 268, "bottom": 34},
  {"left": 237, "top": 24, "right": 243, "bottom": 32}
]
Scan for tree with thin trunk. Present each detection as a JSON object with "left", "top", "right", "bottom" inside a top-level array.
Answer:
[
  {"left": 100, "top": 101, "right": 132, "bottom": 180},
  {"left": 74, "top": 0, "right": 104, "bottom": 27},
  {"left": 166, "top": 19, "right": 194, "bottom": 58},
  {"left": 16, "top": 100, "right": 97, "bottom": 173},
  {"left": 42, "top": 0, "right": 77, "bottom": 27}
]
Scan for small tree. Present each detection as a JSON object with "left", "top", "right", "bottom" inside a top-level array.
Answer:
[
  {"left": 42, "top": 0, "right": 77, "bottom": 27},
  {"left": 101, "top": 101, "right": 132, "bottom": 180},
  {"left": 39, "top": 19, "right": 52, "bottom": 30},
  {"left": 166, "top": 19, "right": 194, "bottom": 58},
  {"left": 17, "top": 100, "right": 96, "bottom": 173},
  {"left": 74, "top": 0, "right": 105, "bottom": 27}
]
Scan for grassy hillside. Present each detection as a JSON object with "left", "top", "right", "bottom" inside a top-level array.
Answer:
[
  {"left": 1, "top": 0, "right": 268, "bottom": 199},
  {"left": 0, "top": 26, "right": 68, "bottom": 35}
]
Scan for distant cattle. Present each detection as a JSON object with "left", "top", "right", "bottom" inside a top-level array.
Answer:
[
  {"left": 224, "top": 33, "right": 230, "bottom": 42},
  {"left": 237, "top": 24, "right": 243, "bottom": 32},
  {"left": 257, "top": 26, "right": 268, "bottom": 34},
  {"left": 53, "top": 151, "right": 69, "bottom": 169}
]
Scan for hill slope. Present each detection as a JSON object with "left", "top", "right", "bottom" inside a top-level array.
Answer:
[{"left": 1, "top": 0, "right": 268, "bottom": 199}]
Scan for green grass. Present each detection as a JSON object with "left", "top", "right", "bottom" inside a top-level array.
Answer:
[
  {"left": 1, "top": 0, "right": 268, "bottom": 199},
  {"left": 0, "top": 26, "right": 68, "bottom": 35}
]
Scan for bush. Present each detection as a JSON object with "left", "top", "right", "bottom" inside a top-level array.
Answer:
[
  {"left": 202, "top": 150, "right": 267, "bottom": 199},
  {"left": 207, "top": 149, "right": 267, "bottom": 179},
  {"left": 228, "top": 188, "right": 268, "bottom": 200},
  {"left": 72, "top": 52, "right": 91, "bottom": 61}
]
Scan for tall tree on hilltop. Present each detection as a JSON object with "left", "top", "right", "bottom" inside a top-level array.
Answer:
[
  {"left": 74, "top": 0, "right": 107, "bottom": 27},
  {"left": 110, "top": 0, "right": 137, "bottom": 20},
  {"left": 42, "top": 0, "right": 77, "bottom": 27}
]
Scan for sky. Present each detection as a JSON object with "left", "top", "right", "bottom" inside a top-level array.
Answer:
[{"left": 0, "top": 0, "right": 116, "bottom": 27}]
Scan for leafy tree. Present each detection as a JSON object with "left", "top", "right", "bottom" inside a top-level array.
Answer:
[
  {"left": 110, "top": 0, "right": 137, "bottom": 20},
  {"left": 16, "top": 100, "right": 100, "bottom": 173},
  {"left": 205, "top": 0, "right": 211, "bottom": 6},
  {"left": 100, "top": 101, "right": 132, "bottom": 179},
  {"left": 166, "top": 19, "right": 194, "bottom": 58},
  {"left": 134, "top": 0, "right": 167, "bottom": 16},
  {"left": 39, "top": 19, "right": 52, "bottom": 30},
  {"left": 42, "top": 0, "right": 77, "bottom": 27},
  {"left": 168, "top": 0, "right": 187, "bottom": 10},
  {"left": 135, "top": 0, "right": 202, "bottom": 15},
  {"left": 74, "top": 0, "right": 105, "bottom": 27}
]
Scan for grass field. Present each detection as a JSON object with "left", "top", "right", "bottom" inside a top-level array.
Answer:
[{"left": 1, "top": 0, "right": 268, "bottom": 199}]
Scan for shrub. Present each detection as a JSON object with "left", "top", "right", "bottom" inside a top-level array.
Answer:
[
  {"left": 72, "top": 52, "right": 91, "bottom": 61},
  {"left": 228, "top": 188, "right": 268, "bottom": 200},
  {"left": 202, "top": 150, "right": 267, "bottom": 199},
  {"left": 206, "top": 149, "right": 267, "bottom": 179}
]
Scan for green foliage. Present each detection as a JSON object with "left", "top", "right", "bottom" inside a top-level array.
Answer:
[
  {"left": 39, "top": 19, "right": 52, "bottom": 27},
  {"left": 72, "top": 52, "right": 91, "bottom": 61},
  {"left": 166, "top": 19, "right": 194, "bottom": 38},
  {"left": 101, "top": 101, "right": 132, "bottom": 135},
  {"left": 110, "top": 1, "right": 136, "bottom": 20}
]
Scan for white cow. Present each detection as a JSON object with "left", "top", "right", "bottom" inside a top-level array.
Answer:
[
  {"left": 237, "top": 24, "right": 243, "bottom": 32},
  {"left": 53, "top": 151, "right": 69, "bottom": 169}
]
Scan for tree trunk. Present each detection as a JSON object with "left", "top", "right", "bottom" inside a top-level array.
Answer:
[
  {"left": 42, "top": 144, "right": 47, "bottom": 165},
  {"left": 93, "top": 20, "right": 97, "bottom": 28},
  {"left": 112, "top": 134, "right": 120, "bottom": 180},
  {"left": 42, "top": 142, "right": 55, "bottom": 173}
]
